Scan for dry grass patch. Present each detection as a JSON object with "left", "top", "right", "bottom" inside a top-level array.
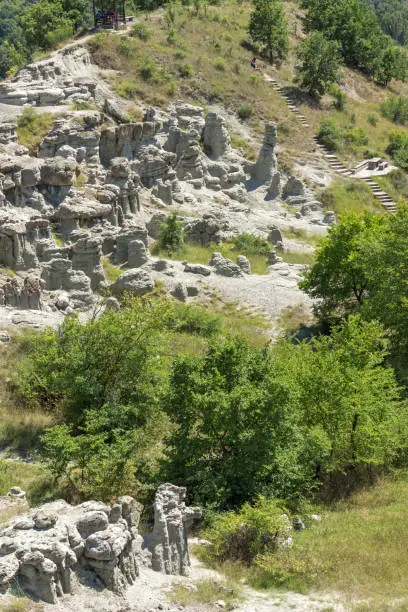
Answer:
[
  {"left": 170, "top": 578, "right": 239, "bottom": 610},
  {"left": 320, "top": 177, "right": 384, "bottom": 216}
]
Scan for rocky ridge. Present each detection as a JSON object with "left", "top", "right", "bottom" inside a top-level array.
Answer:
[{"left": 0, "top": 43, "right": 332, "bottom": 326}]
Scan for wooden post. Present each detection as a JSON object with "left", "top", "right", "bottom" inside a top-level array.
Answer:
[{"left": 92, "top": 0, "right": 96, "bottom": 27}]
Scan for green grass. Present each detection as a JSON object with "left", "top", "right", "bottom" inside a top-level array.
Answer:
[
  {"left": 375, "top": 170, "right": 408, "bottom": 205},
  {"left": 170, "top": 578, "right": 239, "bottom": 610},
  {"left": 230, "top": 133, "right": 257, "bottom": 161},
  {"left": 50, "top": 230, "right": 64, "bottom": 247},
  {"left": 151, "top": 241, "right": 269, "bottom": 275},
  {"left": 0, "top": 333, "right": 54, "bottom": 462},
  {"left": 0, "top": 595, "right": 44, "bottom": 612},
  {"left": 16, "top": 108, "right": 55, "bottom": 156},
  {"left": 280, "top": 251, "right": 315, "bottom": 265},
  {"left": 88, "top": 3, "right": 295, "bottom": 143},
  {"left": 276, "top": 304, "right": 315, "bottom": 335},
  {"left": 0, "top": 267, "right": 16, "bottom": 277},
  {"left": 101, "top": 256, "right": 125, "bottom": 282},
  {"left": 320, "top": 177, "right": 383, "bottom": 216},
  {"left": 199, "top": 470, "right": 408, "bottom": 610},
  {"left": 202, "top": 293, "right": 270, "bottom": 346},
  {"left": 283, "top": 226, "right": 323, "bottom": 246}
]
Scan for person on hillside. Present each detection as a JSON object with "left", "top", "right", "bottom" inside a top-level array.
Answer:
[{"left": 250, "top": 57, "right": 260, "bottom": 71}]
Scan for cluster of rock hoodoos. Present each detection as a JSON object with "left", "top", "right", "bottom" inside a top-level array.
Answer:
[
  {"left": 0, "top": 45, "right": 333, "bottom": 319},
  {"left": 0, "top": 484, "right": 201, "bottom": 604}
]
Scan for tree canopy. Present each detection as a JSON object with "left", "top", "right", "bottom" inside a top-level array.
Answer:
[
  {"left": 302, "top": 0, "right": 408, "bottom": 85},
  {"left": 249, "top": 0, "right": 289, "bottom": 63}
]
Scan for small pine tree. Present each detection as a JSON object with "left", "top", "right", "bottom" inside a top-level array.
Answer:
[
  {"left": 248, "top": 0, "right": 289, "bottom": 63},
  {"left": 296, "top": 32, "right": 342, "bottom": 99},
  {"left": 158, "top": 212, "right": 185, "bottom": 253}
]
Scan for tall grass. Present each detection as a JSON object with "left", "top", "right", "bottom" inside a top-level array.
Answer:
[
  {"left": 320, "top": 177, "right": 383, "bottom": 216},
  {"left": 151, "top": 241, "right": 270, "bottom": 275},
  {"left": 16, "top": 107, "right": 54, "bottom": 155}
]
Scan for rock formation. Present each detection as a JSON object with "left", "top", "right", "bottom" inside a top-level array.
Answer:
[
  {"left": 251, "top": 123, "right": 277, "bottom": 183},
  {"left": 0, "top": 42, "right": 329, "bottom": 322},
  {"left": 151, "top": 484, "right": 202, "bottom": 576},
  {"left": 0, "top": 485, "right": 201, "bottom": 604}
]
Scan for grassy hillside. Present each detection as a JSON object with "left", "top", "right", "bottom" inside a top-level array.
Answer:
[{"left": 88, "top": 0, "right": 408, "bottom": 207}]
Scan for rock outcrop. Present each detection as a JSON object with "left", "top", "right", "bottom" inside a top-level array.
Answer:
[
  {"left": 251, "top": 123, "right": 277, "bottom": 183},
  {"left": 0, "top": 496, "right": 143, "bottom": 603},
  {"left": 151, "top": 484, "right": 202, "bottom": 576},
  {"left": 0, "top": 486, "right": 201, "bottom": 604},
  {"left": 209, "top": 252, "right": 244, "bottom": 277}
]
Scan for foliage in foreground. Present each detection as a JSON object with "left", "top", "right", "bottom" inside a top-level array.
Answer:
[
  {"left": 16, "top": 297, "right": 405, "bottom": 508},
  {"left": 204, "top": 497, "right": 288, "bottom": 564},
  {"left": 301, "top": 207, "right": 408, "bottom": 358},
  {"left": 164, "top": 318, "right": 403, "bottom": 508},
  {"left": 17, "top": 299, "right": 220, "bottom": 500}
]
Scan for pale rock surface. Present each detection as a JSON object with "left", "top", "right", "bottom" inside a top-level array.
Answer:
[
  {"left": 209, "top": 252, "right": 244, "bottom": 277},
  {"left": 111, "top": 268, "right": 154, "bottom": 297},
  {"left": 151, "top": 484, "right": 202, "bottom": 576},
  {"left": 251, "top": 123, "right": 277, "bottom": 183}
]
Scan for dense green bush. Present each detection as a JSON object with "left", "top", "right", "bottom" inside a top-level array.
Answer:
[
  {"left": 233, "top": 233, "right": 269, "bottom": 256},
  {"left": 238, "top": 104, "right": 253, "bottom": 120},
  {"left": 164, "top": 321, "right": 403, "bottom": 508},
  {"left": 381, "top": 96, "right": 408, "bottom": 125},
  {"left": 204, "top": 497, "right": 288, "bottom": 564},
  {"left": 130, "top": 22, "right": 152, "bottom": 40},
  {"left": 387, "top": 131, "right": 408, "bottom": 170},
  {"left": 318, "top": 120, "right": 368, "bottom": 152}
]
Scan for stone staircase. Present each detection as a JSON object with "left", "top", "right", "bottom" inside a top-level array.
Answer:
[
  {"left": 265, "top": 74, "right": 397, "bottom": 213},
  {"left": 265, "top": 77, "right": 310, "bottom": 128},
  {"left": 312, "top": 135, "right": 353, "bottom": 177},
  {"left": 360, "top": 177, "right": 397, "bottom": 213}
]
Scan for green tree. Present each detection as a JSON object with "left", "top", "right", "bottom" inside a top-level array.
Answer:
[
  {"left": 362, "top": 206, "right": 408, "bottom": 354},
  {"left": 303, "top": 0, "right": 407, "bottom": 84},
  {"left": 300, "top": 213, "right": 386, "bottom": 321},
  {"left": 163, "top": 321, "right": 403, "bottom": 508},
  {"left": 249, "top": 0, "right": 289, "bottom": 63},
  {"left": 275, "top": 316, "right": 403, "bottom": 477},
  {"left": 296, "top": 32, "right": 342, "bottom": 98},
  {"left": 158, "top": 212, "right": 185, "bottom": 253}
]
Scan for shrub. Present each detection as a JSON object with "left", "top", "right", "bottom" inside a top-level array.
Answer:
[
  {"left": 332, "top": 87, "right": 347, "bottom": 111},
  {"left": 318, "top": 120, "right": 368, "bottom": 152},
  {"left": 234, "top": 233, "right": 269, "bottom": 256},
  {"left": 158, "top": 212, "right": 185, "bottom": 253},
  {"left": 387, "top": 131, "right": 408, "bottom": 170},
  {"left": 318, "top": 119, "right": 342, "bottom": 150},
  {"left": 179, "top": 63, "right": 193, "bottom": 77},
  {"left": 44, "top": 23, "right": 73, "bottom": 49},
  {"left": 214, "top": 57, "right": 226, "bottom": 71},
  {"left": 381, "top": 96, "right": 408, "bottom": 125},
  {"left": 119, "top": 36, "right": 133, "bottom": 57},
  {"left": 140, "top": 58, "right": 157, "bottom": 81},
  {"left": 368, "top": 114, "right": 379, "bottom": 126},
  {"left": 238, "top": 104, "right": 253, "bottom": 120},
  {"left": 205, "top": 497, "right": 288, "bottom": 564},
  {"left": 165, "top": 303, "right": 221, "bottom": 336},
  {"left": 16, "top": 107, "right": 54, "bottom": 155},
  {"left": 130, "top": 22, "right": 152, "bottom": 40}
]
